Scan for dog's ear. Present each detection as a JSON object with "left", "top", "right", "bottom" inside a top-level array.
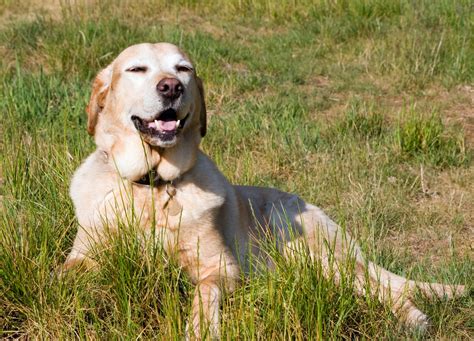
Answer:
[
  {"left": 196, "top": 77, "right": 207, "bottom": 137},
  {"left": 86, "top": 65, "right": 112, "bottom": 135}
]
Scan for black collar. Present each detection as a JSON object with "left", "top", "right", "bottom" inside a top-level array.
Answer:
[{"left": 133, "top": 169, "right": 172, "bottom": 187}]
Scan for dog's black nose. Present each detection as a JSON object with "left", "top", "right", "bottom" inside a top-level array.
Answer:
[{"left": 157, "top": 78, "right": 183, "bottom": 99}]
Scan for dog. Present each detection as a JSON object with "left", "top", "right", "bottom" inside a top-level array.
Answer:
[{"left": 65, "top": 42, "right": 466, "bottom": 339}]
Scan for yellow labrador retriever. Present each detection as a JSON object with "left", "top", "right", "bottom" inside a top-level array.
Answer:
[{"left": 65, "top": 43, "right": 465, "bottom": 338}]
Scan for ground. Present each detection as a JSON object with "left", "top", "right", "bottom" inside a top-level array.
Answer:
[{"left": 1, "top": 0, "right": 473, "bottom": 339}]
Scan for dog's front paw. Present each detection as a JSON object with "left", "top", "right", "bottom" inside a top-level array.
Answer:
[{"left": 185, "top": 319, "right": 219, "bottom": 341}]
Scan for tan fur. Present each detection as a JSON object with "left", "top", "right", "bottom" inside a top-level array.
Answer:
[{"left": 66, "top": 43, "right": 466, "bottom": 339}]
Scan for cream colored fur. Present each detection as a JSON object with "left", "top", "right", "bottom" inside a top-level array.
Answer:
[{"left": 65, "top": 43, "right": 466, "bottom": 339}]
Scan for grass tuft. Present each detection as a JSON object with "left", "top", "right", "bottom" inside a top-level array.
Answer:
[
  {"left": 335, "top": 100, "right": 386, "bottom": 140},
  {"left": 396, "top": 110, "right": 469, "bottom": 167}
]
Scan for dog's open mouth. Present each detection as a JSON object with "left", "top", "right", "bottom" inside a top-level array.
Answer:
[{"left": 131, "top": 109, "right": 189, "bottom": 143}]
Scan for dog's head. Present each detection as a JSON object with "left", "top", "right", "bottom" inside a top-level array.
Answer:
[{"left": 87, "top": 43, "right": 206, "bottom": 149}]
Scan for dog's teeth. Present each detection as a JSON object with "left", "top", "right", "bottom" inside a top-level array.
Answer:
[
  {"left": 154, "top": 120, "right": 159, "bottom": 127},
  {"left": 176, "top": 120, "right": 181, "bottom": 128}
]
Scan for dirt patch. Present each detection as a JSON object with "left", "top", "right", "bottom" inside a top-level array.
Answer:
[
  {"left": 385, "top": 167, "right": 474, "bottom": 265},
  {"left": 0, "top": 0, "right": 64, "bottom": 26},
  {"left": 429, "top": 85, "right": 474, "bottom": 145},
  {"left": 303, "top": 74, "right": 474, "bottom": 146}
]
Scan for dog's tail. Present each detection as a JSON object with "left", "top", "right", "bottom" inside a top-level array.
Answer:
[{"left": 367, "top": 261, "right": 466, "bottom": 299}]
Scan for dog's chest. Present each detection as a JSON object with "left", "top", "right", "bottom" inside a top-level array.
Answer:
[{"left": 152, "top": 180, "right": 225, "bottom": 229}]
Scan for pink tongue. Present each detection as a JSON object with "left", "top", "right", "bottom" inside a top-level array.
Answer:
[{"left": 158, "top": 120, "right": 177, "bottom": 131}]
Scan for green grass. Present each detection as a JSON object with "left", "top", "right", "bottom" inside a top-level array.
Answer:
[{"left": 1, "top": 0, "right": 473, "bottom": 339}]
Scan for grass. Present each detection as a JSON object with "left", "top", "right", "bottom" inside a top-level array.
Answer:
[{"left": 1, "top": 0, "right": 473, "bottom": 339}]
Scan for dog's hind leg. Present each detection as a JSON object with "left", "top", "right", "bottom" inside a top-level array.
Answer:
[
  {"left": 272, "top": 198, "right": 465, "bottom": 330},
  {"left": 354, "top": 260, "right": 431, "bottom": 329}
]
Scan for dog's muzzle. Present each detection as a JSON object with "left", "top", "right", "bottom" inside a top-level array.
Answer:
[{"left": 131, "top": 109, "right": 189, "bottom": 143}]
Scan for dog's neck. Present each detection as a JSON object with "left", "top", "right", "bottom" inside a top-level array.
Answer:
[
  {"left": 133, "top": 136, "right": 199, "bottom": 186},
  {"left": 153, "top": 129, "right": 201, "bottom": 181},
  {"left": 96, "top": 124, "right": 200, "bottom": 183}
]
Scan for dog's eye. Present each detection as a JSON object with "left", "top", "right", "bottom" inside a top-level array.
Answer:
[
  {"left": 176, "top": 65, "right": 193, "bottom": 73},
  {"left": 126, "top": 66, "right": 148, "bottom": 73}
]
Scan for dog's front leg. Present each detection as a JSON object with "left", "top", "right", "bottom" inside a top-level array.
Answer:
[
  {"left": 181, "top": 243, "right": 240, "bottom": 340},
  {"left": 62, "top": 226, "right": 101, "bottom": 272},
  {"left": 189, "top": 276, "right": 221, "bottom": 340}
]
